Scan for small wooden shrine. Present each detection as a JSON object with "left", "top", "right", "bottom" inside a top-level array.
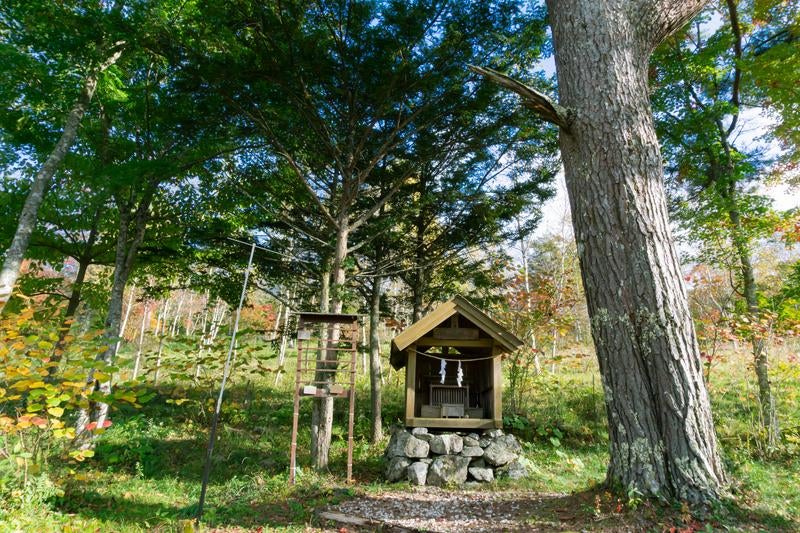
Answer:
[{"left": 390, "top": 296, "right": 523, "bottom": 430}]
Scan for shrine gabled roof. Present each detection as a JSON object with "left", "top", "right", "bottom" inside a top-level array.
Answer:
[{"left": 390, "top": 295, "right": 523, "bottom": 369}]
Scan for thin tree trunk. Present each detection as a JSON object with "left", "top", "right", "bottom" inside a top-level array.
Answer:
[
  {"left": 133, "top": 305, "right": 149, "bottom": 379},
  {"left": 0, "top": 50, "right": 124, "bottom": 312},
  {"left": 196, "top": 299, "right": 226, "bottom": 381},
  {"left": 48, "top": 253, "right": 93, "bottom": 376},
  {"left": 194, "top": 297, "right": 210, "bottom": 381},
  {"left": 274, "top": 287, "right": 293, "bottom": 385},
  {"left": 75, "top": 186, "right": 154, "bottom": 446},
  {"left": 188, "top": 292, "right": 206, "bottom": 338},
  {"left": 550, "top": 241, "right": 568, "bottom": 359},
  {"left": 547, "top": 0, "right": 725, "bottom": 502},
  {"left": 154, "top": 299, "right": 170, "bottom": 386},
  {"left": 202, "top": 298, "right": 225, "bottom": 378},
  {"left": 376, "top": 325, "right": 385, "bottom": 385},
  {"left": 170, "top": 292, "right": 185, "bottom": 337},
  {"left": 274, "top": 300, "right": 284, "bottom": 339},
  {"left": 729, "top": 206, "right": 779, "bottom": 447},
  {"left": 114, "top": 285, "right": 136, "bottom": 357},
  {"left": 369, "top": 274, "right": 384, "bottom": 443}
]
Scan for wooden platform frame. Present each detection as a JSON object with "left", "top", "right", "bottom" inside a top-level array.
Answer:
[{"left": 289, "top": 312, "right": 359, "bottom": 484}]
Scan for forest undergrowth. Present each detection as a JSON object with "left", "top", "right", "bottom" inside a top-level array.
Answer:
[{"left": 1, "top": 329, "right": 798, "bottom": 532}]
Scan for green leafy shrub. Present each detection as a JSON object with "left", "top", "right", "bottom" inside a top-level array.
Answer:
[{"left": 0, "top": 302, "right": 149, "bottom": 511}]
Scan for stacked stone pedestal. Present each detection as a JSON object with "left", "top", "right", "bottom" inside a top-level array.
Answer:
[{"left": 384, "top": 427, "right": 528, "bottom": 486}]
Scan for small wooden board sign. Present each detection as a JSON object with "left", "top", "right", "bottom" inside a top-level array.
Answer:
[
  {"left": 432, "top": 327, "right": 479, "bottom": 340},
  {"left": 300, "top": 384, "right": 346, "bottom": 397}
]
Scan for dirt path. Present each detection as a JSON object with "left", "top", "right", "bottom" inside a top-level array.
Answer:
[{"left": 320, "top": 487, "right": 660, "bottom": 532}]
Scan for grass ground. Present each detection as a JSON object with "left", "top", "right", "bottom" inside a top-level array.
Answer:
[{"left": 1, "top": 338, "right": 798, "bottom": 531}]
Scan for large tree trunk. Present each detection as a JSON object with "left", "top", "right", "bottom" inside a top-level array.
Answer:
[
  {"left": 728, "top": 206, "right": 779, "bottom": 448},
  {"left": 547, "top": 0, "right": 726, "bottom": 503},
  {"left": 369, "top": 274, "right": 383, "bottom": 443},
  {"left": 0, "top": 50, "right": 124, "bottom": 313}
]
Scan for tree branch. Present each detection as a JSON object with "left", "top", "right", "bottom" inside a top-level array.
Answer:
[
  {"left": 222, "top": 93, "right": 338, "bottom": 228},
  {"left": 467, "top": 65, "right": 573, "bottom": 131},
  {"left": 725, "top": 0, "right": 742, "bottom": 136},
  {"left": 254, "top": 284, "right": 297, "bottom": 311},
  {"left": 642, "top": 0, "right": 710, "bottom": 51},
  {"left": 276, "top": 148, "right": 338, "bottom": 229},
  {"left": 350, "top": 178, "right": 405, "bottom": 232}
]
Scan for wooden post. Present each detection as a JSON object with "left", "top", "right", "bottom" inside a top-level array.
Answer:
[
  {"left": 404, "top": 344, "right": 417, "bottom": 425},
  {"left": 347, "top": 319, "right": 357, "bottom": 483},
  {"left": 492, "top": 343, "right": 502, "bottom": 428}
]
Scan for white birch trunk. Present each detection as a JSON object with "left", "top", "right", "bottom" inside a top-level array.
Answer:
[
  {"left": 133, "top": 306, "right": 149, "bottom": 379},
  {"left": 0, "top": 49, "right": 124, "bottom": 312}
]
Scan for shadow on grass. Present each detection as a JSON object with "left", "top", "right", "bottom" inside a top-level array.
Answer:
[
  {"left": 91, "top": 424, "right": 303, "bottom": 483},
  {"left": 58, "top": 483, "right": 358, "bottom": 530},
  {"left": 91, "top": 381, "right": 387, "bottom": 486},
  {"left": 57, "top": 489, "right": 186, "bottom": 526}
]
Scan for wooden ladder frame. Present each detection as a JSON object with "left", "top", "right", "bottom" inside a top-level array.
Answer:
[{"left": 289, "top": 312, "right": 359, "bottom": 484}]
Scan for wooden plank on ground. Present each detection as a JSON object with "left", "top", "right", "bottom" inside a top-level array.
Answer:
[{"left": 318, "top": 511, "right": 415, "bottom": 532}]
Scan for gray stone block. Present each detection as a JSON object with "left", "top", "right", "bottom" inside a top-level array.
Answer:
[
  {"left": 430, "top": 433, "right": 463, "bottom": 455},
  {"left": 468, "top": 466, "right": 495, "bottom": 482},
  {"left": 496, "top": 457, "right": 530, "bottom": 480},
  {"left": 461, "top": 446, "right": 484, "bottom": 457},
  {"left": 463, "top": 436, "right": 480, "bottom": 447},
  {"left": 407, "top": 461, "right": 429, "bottom": 486},
  {"left": 385, "top": 456, "right": 412, "bottom": 482},
  {"left": 427, "top": 455, "right": 471, "bottom": 486},
  {"left": 386, "top": 430, "right": 430, "bottom": 458}
]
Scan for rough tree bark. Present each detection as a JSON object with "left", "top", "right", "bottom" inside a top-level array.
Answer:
[
  {"left": 0, "top": 49, "right": 124, "bottom": 312},
  {"left": 546, "top": 0, "right": 726, "bottom": 502},
  {"left": 369, "top": 274, "right": 384, "bottom": 443},
  {"left": 476, "top": 0, "right": 727, "bottom": 503}
]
